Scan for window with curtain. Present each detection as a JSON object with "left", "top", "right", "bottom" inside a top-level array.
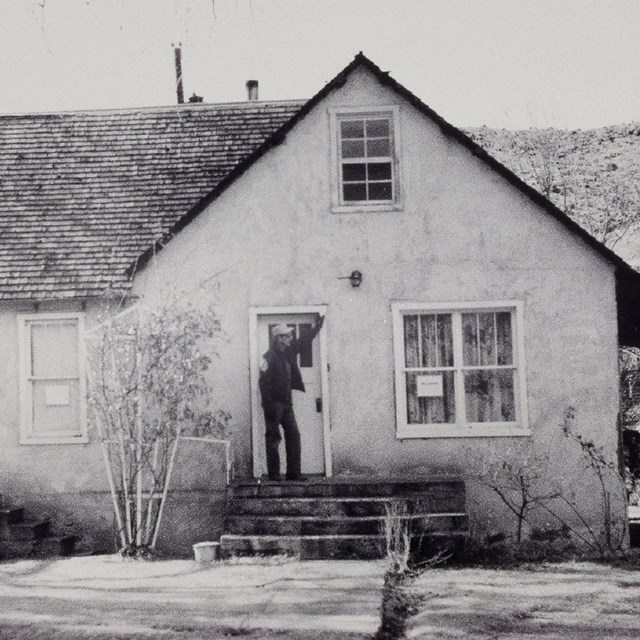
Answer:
[
  {"left": 393, "top": 303, "right": 527, "bottom": 437},
  {"left": 19, "top": 314, "right": 87, "bottom": 443}
]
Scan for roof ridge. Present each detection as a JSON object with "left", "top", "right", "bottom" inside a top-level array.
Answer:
[{"left": 0, "top": 99, "right": 307, "bottom": 119}]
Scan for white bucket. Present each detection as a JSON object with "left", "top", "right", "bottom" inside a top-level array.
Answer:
[{"left": 193, "top": 541, "right": 220, "bottom": 564}]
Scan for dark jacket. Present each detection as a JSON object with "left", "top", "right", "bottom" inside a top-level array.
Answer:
[{"left": 259, "top": 324, "right": 321, "bottom": 405}]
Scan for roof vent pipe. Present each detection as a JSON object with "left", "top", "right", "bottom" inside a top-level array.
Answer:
[
  {"left": 246, "top": 80, "right": 259, "bottom": 101},
  {"left": 173, "top": 44, "right": 184, "bottom": 104}
]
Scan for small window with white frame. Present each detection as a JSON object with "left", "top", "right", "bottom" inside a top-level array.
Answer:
[
  {"left": 18, "top": 313, "right": 87, "bottom": 444},
  {"left": 392, "top": 302, "right": 529, "bottom": 438},
  {"left": 330, "top": 107, "right": 400, "bottom": 212}
]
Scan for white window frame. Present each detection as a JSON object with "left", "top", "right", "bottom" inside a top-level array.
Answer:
[
  {"left": 18, "top": 312, "right": 88, "bottom": 445},
  {"left": 329, "top": 106, "right": 402, "bottom": 213},
  {"left": 392, "top": 301, "right": 530, "bottom": 439}
]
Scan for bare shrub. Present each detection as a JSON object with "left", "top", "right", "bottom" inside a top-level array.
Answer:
[
  {"left": 472, "top": 409, "right": 628, "bottom": 559},
  {"left": 86, "top": 298, "right": 230, "bottom": 555}
]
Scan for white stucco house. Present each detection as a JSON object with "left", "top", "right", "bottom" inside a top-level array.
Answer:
[{"left": 1, "top": 53, "right": 639, "bottom": 554}]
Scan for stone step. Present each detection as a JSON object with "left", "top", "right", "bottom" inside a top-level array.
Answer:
[
  {"left": 222, "top": 478, "right": 467, "bottom": 560},
  {"left": 231, "top": 478, "right": 465, "bottom": 500},
  {"left": 1, "top": 535, "right": 78, "bottom": 560},
  {"left": 220, "top": 530, "right": 468, "bottom": 560},
  {"left": 7, "top": 519, "right": 51, "bottom": 541},
  {"left": 228, "top": 495, "right": 464, "bottom": 517},
  {"left": 225, "top": 513, "right": 468, "bottom": 536},
  {"left": 220, "top": 534, "right": 386, "bottom": 560}
]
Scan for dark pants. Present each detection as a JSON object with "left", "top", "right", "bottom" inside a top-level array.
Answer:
[{"left": 263, "top": 401, "right": 301, "bottom": 478}]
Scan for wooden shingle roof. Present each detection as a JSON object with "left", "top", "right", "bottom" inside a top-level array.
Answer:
[{"left": 0, "top": 100, "right": 303, "bottom": 300}]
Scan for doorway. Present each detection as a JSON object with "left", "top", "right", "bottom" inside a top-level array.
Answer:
[{"left": 249, "top": 306, "right": 331, "bottom": 478}]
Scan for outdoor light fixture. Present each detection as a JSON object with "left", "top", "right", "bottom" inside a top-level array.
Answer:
[{"left": 338, "top": 270, "right": 363, "bottom": 288}]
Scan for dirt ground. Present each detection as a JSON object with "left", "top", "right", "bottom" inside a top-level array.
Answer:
[
  {"left": 408, "top": 562, "right": 640, "bottom": 639},
  {"left": 1, "top": 556, "right": 640, "bottom": 639},
  {"left": 0, "top": 555, "right": 381, "bottom": 640}
]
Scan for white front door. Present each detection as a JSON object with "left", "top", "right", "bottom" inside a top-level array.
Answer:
[{"left": 251, "top": 309, "right": 330, "bottom": 477}]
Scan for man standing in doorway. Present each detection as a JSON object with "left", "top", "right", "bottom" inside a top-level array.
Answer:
[{"left": 259, "top": 315, "right": 324, "bottom": 481}]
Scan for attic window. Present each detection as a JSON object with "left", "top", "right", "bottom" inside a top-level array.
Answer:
[
  {"left": 330, "top": 107, "right": 401, "bottom": 213},
  {"left": 340, "top": 118, "right": 393, "bottom": 201}
]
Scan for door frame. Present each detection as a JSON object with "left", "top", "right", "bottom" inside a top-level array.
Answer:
[{"left": 249, "top": 305, "right": 332, "bottom": 479}]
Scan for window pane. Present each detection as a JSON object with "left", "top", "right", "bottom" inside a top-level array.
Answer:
[
  {"left": 341, "top": 120, "right": 364, "bottom": 138},
  {"left": 368, "top": 162, "right": 392, "bottom": 181},
  {"left": 437, "top": 314, "right": 454, "bottom": 367},
  {"left": 342, "top": 139, "right": 365, "bottom": 158},
  {"left": 366, "top": 118, "right": 390, "bottom": 137},
  {"left": 343, "top": 183, "right": 367, "bottom": 201},
  {"left": 298, "top": 323, "right": 313, "bottom": 368},
  {"left": 462, "top": 314, "right": 479, "bottom": 366},
  {"left": 31, "top": 322, "right": 78, "bottom": 378},
  {"left": 403, "top": 315, "right": 419, "bottom": 367},
  {"left": 420, "top": 315, "right": 437, "bottom": 367},
  {"left": 368, "top": 182, "right": 393, "bottom": 200},
  {"left": 464, "top": 370, "right": 515, "bottom": 422},
  {"left": 496, "top": 312, "right": 513, "bottom": 365},
  {"left": 366, "top": 138, "right": 391, "bottom": 157},
  {"left": 342, "top": 163, "right": 366, "bottom": 181},
  {"left": 406, "top": 371, "right": 455, "bottom": 424},
  {"left": 32, "top": 379, "right": 80, "bottom": 434},
  {"left": 478, "top": 312, "right": 496, "bottom": 366}
]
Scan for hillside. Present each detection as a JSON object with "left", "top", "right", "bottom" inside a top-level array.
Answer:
[{"left": 465, "top": 123, "right": 640, "bottom": 267}]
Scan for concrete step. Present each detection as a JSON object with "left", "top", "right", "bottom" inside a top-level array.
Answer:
[
  {"left": 220, "top": 530, "right": 468, "bottom": 560},
  {"left": 7, "top": 519, "right": 51, "bottom": 541},
  {"left": 222, "top": 477, "right": 467, "bottom": 560},
  {"left": 231, "top": 478, "right": 465, "bottom": 500},
  {"left": 225, "top": 513, "right": 468, "bottom": 536},
  {"left": 228, "top": 495, "right": 463, "bottom": 517},
  {"left": 1, "top": 534, "right": 78, "bottom": 560},
  {"left": 220, "top": 534, "right": 386, "bottom": 560}
]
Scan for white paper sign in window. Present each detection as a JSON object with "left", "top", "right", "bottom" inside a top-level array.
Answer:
[{"left": 416, "top": 374, "right": 444, "bottom": 397}]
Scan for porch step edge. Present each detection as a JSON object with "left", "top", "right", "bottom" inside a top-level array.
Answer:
[
  {"left": 225, "top": 512, "right": 467, "bottom": 531},
  {"left": 228, "top": 496, "right": 465, "bottom": 517},
  {"left": 228, "top": 512, "right": 468, "bottom": 520},
  {"left": 219, "top": 531, "right": 467, "bottom": 560}
]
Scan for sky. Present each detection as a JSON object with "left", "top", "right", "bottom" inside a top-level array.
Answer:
[{"left": 0, "top": 0, "right": 639, "bottom": 129}]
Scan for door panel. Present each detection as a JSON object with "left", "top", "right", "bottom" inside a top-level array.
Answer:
[{"left": 257, "top": 314, "right": 325, "bottom": 475}]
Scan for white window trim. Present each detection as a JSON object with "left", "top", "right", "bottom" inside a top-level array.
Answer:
[
  {"left": 329, "top": 105, "right": 403, "bottom": 213},
  {"left": 392, "top": 300, "right": 530, "bottom": 439},
  {"left": 18, "top": 312, "right": 88, "bottom": 445}
]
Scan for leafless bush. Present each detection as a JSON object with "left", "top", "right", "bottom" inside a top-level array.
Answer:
[{"left": 86, "top": 298, "right": 229, "bottom": 555}]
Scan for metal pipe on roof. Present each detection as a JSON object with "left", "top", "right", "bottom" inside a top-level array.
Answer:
[{"left": 174, "top": 44, "right": 184, "bottom": 104}]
